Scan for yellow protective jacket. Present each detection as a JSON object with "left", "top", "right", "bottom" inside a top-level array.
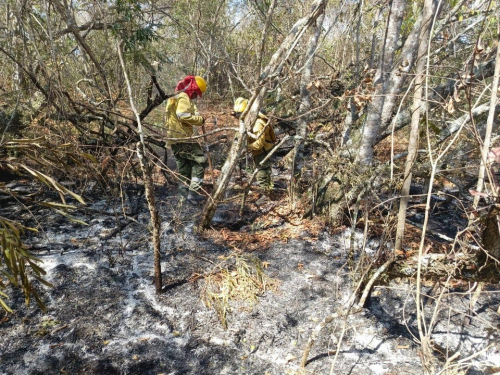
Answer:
[
  {"left": 248, "top": 116, "right": 276, "bottom": 156},
  {"left": 165, "top": 92, "right": 204, "bottom": 146}
]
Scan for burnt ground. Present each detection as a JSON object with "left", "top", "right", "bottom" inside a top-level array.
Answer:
[{"left": 1, "top": 172, "right": 500, "bottom": 375}]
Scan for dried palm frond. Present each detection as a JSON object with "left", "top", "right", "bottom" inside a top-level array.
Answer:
[
  {"left": 200, "top": 253, "right": 279, "bottom": 329},
  {"left": 0, "top": 138, "right": 88, "bottom": 312}
]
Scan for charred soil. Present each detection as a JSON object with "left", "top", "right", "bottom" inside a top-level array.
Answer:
[{"left": 0, "top": 171, "right": 499, "bottom": 375}]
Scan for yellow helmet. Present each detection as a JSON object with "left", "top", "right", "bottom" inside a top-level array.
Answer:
[
  {"left": 233, "top": 97, "right": 248, "bottom": 114},
  {"left": 195, "top": 76, "right": 207, "bottom": 93}
]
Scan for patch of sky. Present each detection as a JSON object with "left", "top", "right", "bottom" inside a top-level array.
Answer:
[{"left": 227, "top": 0, "right": 250, "bottom": 28}]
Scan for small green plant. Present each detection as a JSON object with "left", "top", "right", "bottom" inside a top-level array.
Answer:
[{"left": 35, "top": 317, "right": 60, "bottom": 337}]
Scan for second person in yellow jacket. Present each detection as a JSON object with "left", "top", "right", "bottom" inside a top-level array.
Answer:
[{"left": 232, "top": 97, "right": 276, "bottom": 188}]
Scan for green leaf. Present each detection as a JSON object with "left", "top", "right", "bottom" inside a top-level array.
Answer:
[
  {"left": 31, "top": 288, "right": 46, "bottom": 313},
  {"left": 0, "top": 296, "right": 12, "bottom": 313},
  {"left": 28, "top": 260, "right": 47, "bottom": 276},
  {"left": 65, "top": 190, "right": 86, "bottom": 205},
  {"left": 38, "top": 201, "right": 78, "bottom": 210},
  {"left": 6, "top": 137, "right": 46, "bottom": 144},
  {"left": 54, "top": 210, "right": 88, "bottom": 226},
  {"left": 33, "top": 275, "right": 54, "bottom": 288},
  {"left": 0, "top": 270, "right": 17, "bottom": 285},
  {"left": 79, "top": 153, "right": 99, "bottom": 163}
]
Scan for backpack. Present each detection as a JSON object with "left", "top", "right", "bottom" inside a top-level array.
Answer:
[{"left": 266, "top": 120, "right": 277, "bottom": 144}]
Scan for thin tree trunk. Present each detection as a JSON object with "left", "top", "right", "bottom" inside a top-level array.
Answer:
[
  {"left": 50, "top": 0, "right": 114, "bottom": 104},
  {"left": 392, "top": 0, "right": 437, "bottom": 371},
  {"left": 257, "top": 0, "right": 278, "bottom": 76},
  {"left": 136, "top": 143, "right": 163, "bottom": 294},
  {"left": 380, "top": 15, "right": 422, "bottom": 128},
  {"left": 369, "top": 7, "right": 382, "bottom": 69},
  {"left": 342, "top": 1, "right": 367, "bottom": 146},
  {"left": 473, "top": 32, "right": 500, "bottom": 207},
  {"left": 357, "top": 0, "right": 406, "bottom": 165},
  {"left": 117, "top": 41, "right": 162, "bottom": 294},
  {"left": 290, "top": 12, "right": 325, "bottom": 206},
  {"left": 394, "top": 0, "right": 435, "bottom": 252},
  {"left": 475, "top": 27, "right": 500, "bottom": 260}
]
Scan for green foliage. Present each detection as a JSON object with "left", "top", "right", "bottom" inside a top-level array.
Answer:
[
  {"left": 35, "top": 317, "right": 60, "bottom": 337},
  {"left": 111, "top": 0, "right": 159, "bottom": 51}
]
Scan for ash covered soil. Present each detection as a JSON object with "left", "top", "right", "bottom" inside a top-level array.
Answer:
[{"left": 1, "top": 181, "right": 500, "bottom": 375}]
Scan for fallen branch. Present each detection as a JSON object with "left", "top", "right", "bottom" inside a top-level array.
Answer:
[{"left": 353, "top": 259, "right": 394, "bottom": 311}]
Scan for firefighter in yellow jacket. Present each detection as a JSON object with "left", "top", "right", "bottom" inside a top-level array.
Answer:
[
  {"left": 165, "top": 75, "right": 207, "bottom": 202},
  {"left": 232, "top": 97, "right": 276, "bottom": 188}
]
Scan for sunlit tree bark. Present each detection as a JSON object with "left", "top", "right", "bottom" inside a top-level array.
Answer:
[
  {"left": 394, "top": 0, "right": 436, "bottom": 252},
  {"left": 357, "top": 0, "right": 406, "bottom": 165}
]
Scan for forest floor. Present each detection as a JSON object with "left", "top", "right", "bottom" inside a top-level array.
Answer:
[
  {"left": 1, "top": 101, "right": 500, "bottom": 375},
  {"left": 1, "top": 172, "right": 500, "bottom": 375}
]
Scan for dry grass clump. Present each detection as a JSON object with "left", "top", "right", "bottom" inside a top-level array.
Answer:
[{"left": 200, "top": 254, "right": 279, "bottom": 329}]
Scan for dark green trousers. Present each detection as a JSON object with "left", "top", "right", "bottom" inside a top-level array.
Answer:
[
  {"left": 171, "top": 143, "right": 207, "bottom": 191},
  {"left": 253, "top": 149, "right": 272, "bottom": 188}
]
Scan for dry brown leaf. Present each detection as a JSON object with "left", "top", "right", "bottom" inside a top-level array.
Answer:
[
  {"left": 488, "top": 147, "right": 500, "bottom": 164},
  {"left": 446, "top": 98, "right": 455, "bottom": 114}
]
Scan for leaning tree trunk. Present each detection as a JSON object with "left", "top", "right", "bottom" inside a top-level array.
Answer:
[
  {"left": 51, "top": 0, "right": 114, "bottom": 104},
  {"left": 198, "top": 0, "right": 328, "bottom": 230},
  {"left": 376, "top": 51, "right": 499, "bottom": 144},
  {"left": 290, "top": 11, "right": 325, "bottom": 207},
  {"left": 380, "top": 0, "right": 462, "bottom": 137},
  {"left": 357, "top": 0, "right": 406, "bottom": 165}
]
